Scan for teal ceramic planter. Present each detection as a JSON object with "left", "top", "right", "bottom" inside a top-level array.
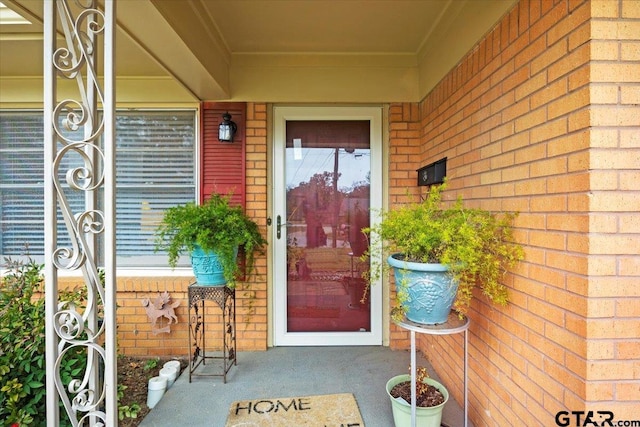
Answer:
[
  {"left": 386, "top": 374, "right": 448, "bottom": 427},
  {"left": 387, "top": 254, "right": 458, "bottom": 325},
  {"left": 190, "top": 246, "right": 237, "bottom": 286}
]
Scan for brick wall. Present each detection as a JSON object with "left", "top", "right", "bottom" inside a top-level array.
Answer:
[
  {"left": 387, "top": 0, "right": 639, "bottom": 425},
  {"left": 587, "top": 0, "right": 640, "bottom": 419},
  {"left": 60, "top": 275, "right": 256, "bottom": 358},
  {"left": 239, "top": 102, "right": 270, "bottom": 350},
  {"left": 387, "top": 103, "right": 422, "bottom": 350},
  {"left": 115, "top": 276, "right": 192, "bottom": 357}
]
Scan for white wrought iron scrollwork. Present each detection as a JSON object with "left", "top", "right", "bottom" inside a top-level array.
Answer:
[{"left": 44, "top": 1, "right": 116, "bottom": 426}]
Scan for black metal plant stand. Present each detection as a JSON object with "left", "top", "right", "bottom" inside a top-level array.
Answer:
[{"left": 188, "top": 283, "right": 236, "bottom": 383}]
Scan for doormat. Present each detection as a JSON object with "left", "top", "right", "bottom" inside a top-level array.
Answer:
[{"left": 225, "top": 393, "right": 364, "bottom": 426}]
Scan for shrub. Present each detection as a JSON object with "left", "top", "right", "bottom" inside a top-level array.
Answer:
[
  {"left": 0, "top": 258, "right": 48, "bottom": 426},
  {"left": 364, "top": 182, "right": 524, "bottom": 318},
  {"left": 0, "top": 258, "right": 134, "bottom": 426}
]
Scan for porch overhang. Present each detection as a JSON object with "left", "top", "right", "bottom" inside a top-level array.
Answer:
[{"left": 1, "top": 0, "right": 516, "bottom": 103}]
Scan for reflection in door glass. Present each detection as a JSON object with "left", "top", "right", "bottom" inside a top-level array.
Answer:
[{"left": 285, "top": 121, "right": 371, "bottom": 333}]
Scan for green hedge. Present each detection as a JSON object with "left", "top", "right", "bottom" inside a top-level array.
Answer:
[{"left": 0, "top": 259, "right": 136, "bottom": 426}]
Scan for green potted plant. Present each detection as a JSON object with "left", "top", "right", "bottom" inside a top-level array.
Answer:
[
  {"left": 154, "top": 193, "right": 267, "bottom": 287},
  {"left": 364, "top": 182, "right": 523, "bottom": 323}
]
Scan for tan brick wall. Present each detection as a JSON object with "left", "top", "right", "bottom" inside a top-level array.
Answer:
[
  {"left": 116, "top": 277, "right": 191, "bottom": 357},
  {"left": 586, "top": 0, "right": 640, "bottom": 420},
  {"left": 386, "top": 0, "right": 640, "bottom": 425},
  {"left": 239, "top": 102, "right": 270, "bottom": 351},
  {"left": 387, "top": 103, "right": 422, "bottom": 348},
  {"left": 58, "top": 276, "right": 193, "bottom": 357}
]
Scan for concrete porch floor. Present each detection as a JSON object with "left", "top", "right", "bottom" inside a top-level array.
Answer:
[{"left": 139, "top": 346, "right": 472, "bottom": 427}]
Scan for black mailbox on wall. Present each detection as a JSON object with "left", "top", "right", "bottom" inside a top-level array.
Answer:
[{"left": 417, "top": 157, "right": 447, "bottom": 186}]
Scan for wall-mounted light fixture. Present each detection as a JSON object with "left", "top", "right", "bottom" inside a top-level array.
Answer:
[{"left": 218, "top": 112, "right": 237, "bottom": 143}]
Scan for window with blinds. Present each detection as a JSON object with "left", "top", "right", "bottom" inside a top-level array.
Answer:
[{"left": 0, "top": 110, "right": 196, "bottom": 267}]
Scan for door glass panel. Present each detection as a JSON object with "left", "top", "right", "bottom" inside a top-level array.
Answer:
[{"left": 285, "top": 121, "right": 370, "bottom": 332}]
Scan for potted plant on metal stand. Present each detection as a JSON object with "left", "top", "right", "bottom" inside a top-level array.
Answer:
[
  {"left": 364, "top": 181, "right": 524, "bottom": 324},
  {"left": 364, "top": 182, "right": 523, "bottom": 426},
  {"left": 154, "top": 193, "right": 267, "bottom": 286}
]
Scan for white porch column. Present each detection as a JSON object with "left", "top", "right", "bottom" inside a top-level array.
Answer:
[{"left": 44, "top": 1, "right": 117, "bottom": 425}]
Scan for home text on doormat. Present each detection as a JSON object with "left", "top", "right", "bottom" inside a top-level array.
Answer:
[{"left": 225, "top": 393, "right": 364, "bottom": 426}]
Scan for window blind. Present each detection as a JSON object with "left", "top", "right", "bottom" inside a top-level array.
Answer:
[
  {"left": 112, "top": 112, "right": 195, "bottom": 266},
  {"left": 0, "top": 110, "right": 196, "bottom": 267},
  {"left": 0, "top": 113, "right": 85, "bottom": 256}
]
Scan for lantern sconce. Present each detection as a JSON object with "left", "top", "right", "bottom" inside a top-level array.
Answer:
[{"left": 218, "top": 112, "right": 237, "bottom": 143}]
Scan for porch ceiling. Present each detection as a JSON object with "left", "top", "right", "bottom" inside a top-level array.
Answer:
[{"left": 0, "top": 0, "right": 515, "bottom": 102}]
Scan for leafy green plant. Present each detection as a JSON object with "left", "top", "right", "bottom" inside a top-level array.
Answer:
[
  {"left": 143, "top": 357, "right": 159, "bottom": 371},
  {"left": 154, "top": 193, "right": 267, "bottom": 287},
  {"left": 0, "top": 258, "right": 48, "bottom": 426},
  {"left": 117, "top": 384, "right": 141, "bottom": 420},
  {"left": 0, "top": 258, "right": 135, "bottom": 426},
  {"left": 364, "top": 182, "right": 524, "bottom": 318}
]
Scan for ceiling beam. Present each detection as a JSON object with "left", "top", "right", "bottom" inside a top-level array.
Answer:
[{"left": 118, "top": 0, "right": 230, "bottom": 100}]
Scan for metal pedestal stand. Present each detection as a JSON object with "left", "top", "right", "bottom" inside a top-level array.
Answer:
[
  {"left": 393, "top": 312, "right": 470, "bottom": 427},
  {"left": 188, "top": 283, "right": 236, "bottom": 383}
]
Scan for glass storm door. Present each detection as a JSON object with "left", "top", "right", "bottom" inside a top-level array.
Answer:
[{"left": 273, "top": 106, "right": 382, "bottom": 346}]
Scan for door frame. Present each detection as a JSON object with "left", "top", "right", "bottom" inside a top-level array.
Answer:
[{"left": 271, "top": 105, "right": 384, "bottom": 346}]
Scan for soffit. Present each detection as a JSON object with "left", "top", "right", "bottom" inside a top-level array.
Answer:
[
  {"left": 0, "top": 0, "right": 515, "bottom": 101},
  {"left": 191, "top": 0, "right": 448, "bottom": 54}
]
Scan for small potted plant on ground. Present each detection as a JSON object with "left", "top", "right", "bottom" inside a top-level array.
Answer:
[
  {"left": 386, "top": 367, "right": 448, "bottom": 427},
  {"left": 154, "top": 193, "right": 267, "bottom": 286},
  {"left": 364, "top": 182, "right": 524, "bottom": 324}
]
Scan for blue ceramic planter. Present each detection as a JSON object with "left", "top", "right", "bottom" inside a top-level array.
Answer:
[
  {"left": 387, "top": 254, "right": 458, "bottom": 325},
  {"left": 190, "top": 246, "right": 237, "bottom": 286}
]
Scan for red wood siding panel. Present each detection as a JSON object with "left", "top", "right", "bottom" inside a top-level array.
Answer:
[{"left": 200, "top": 102, "right": 246, "bottom": 207}]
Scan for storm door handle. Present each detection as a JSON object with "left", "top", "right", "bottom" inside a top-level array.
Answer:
[{"left": 277, "top": 215, "right": 283, "bottom": 239}]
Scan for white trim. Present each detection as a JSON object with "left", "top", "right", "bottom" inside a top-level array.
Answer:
[
  {"left": 0, "top": 2, "right": 31, "bottom": 25},
  {"left": 272, "top": 105, "right": 384, "bottom": 346},
  {"left": 103, "top": 1, "right": 118, "bottom": 421}
]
